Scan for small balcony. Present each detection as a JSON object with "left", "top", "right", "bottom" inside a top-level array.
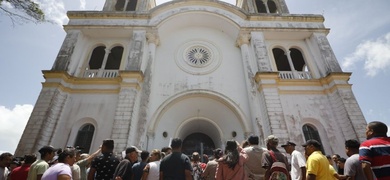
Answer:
[
  {"left": 279, "top": 71, "right": 312, "bottom": 79},
  {"left": 83, "top": 69, "right": 119, "bottom": 78}
]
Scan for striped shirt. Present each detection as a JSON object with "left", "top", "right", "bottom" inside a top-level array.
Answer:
[{"left": 359, "top": 137, "right": 390, "bottom": 180}]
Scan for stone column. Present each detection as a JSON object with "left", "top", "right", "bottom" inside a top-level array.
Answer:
[
  {"left": 98, "top": 48, "right": 111, "bottom": 77},
  {"left": 52, "top": 30, "right": 80, "bottom": 71},
  {"left": 15, "top": 72, "right": 68, "bottom": 156},
  {"left": 126, "top": 30, "right": 146, "bottom": 71},
  {"left": 236, "top": 32, "right": 264, "bottom": 142},
  {"left": 111, "top": 72, "right": 143, "bottom": 153},
  {"left": 251, "top": 32, "right": 272, "bottom": 72},
  {"left": 255, "top": 72, "right": 289, "bottom": 142},
  {"left": 133, "top": 31, "right": 159, "bottom": 149},
  {"left": 312, "top": 33, "right": 342, "bottom": 75}
]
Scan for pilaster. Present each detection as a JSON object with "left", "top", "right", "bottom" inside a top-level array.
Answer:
[
  {"left": 133, "top": 31, "right": 159, "bottom": 148},
  {"left": 111, "top": 71, "right": 143, "bottom": 153},
  {"left": 251, "top": 32, "right": 272, "bottom": 72},
  {"left": 323, "top": 73, "right": 367, "bottom": 142},
  {"left": 52, "top": 30, "right": 80, "bottom": 71},
  {"left": 15, "top": 71, "right": 69, "bottom": 156},
  {"left": 236, "top": 32, "right": 264, "bottom": 142},
  {"left": 126, "top": 30, "right": 146, "bottom": 71},
  {"left": 255, "top": 72, "right": 289, "bottom": 141},
  {"left": 312, "top": 33, "right": 343, "bottom": 75}
]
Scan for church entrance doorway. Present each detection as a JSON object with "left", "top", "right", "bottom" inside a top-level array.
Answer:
[{"left": 182, "top": 132, "right": 215, "bottom": 156}]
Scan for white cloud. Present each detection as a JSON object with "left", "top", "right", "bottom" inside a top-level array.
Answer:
[
  {"left": 342, "top": 32, "right": 390, "bottom": 77},
  {"left": 36, "top": 0, "right": 68, "bottom": 25},
  {"left": 0, "top": 105, "right": 33, "bottom": 154},
  {"left": 80, "top": 0, "right": 86, "bottom": 10}
]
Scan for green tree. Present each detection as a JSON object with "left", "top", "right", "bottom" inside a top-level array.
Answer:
[{"left": 0, "top": 0, "right": 45, "bottom": 25}]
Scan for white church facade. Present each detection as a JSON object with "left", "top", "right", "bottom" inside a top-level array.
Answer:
[{"left": 16, "top": 0, "right": 367, "bottom": 156}]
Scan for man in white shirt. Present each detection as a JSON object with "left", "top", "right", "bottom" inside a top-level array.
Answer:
[{"left": 282, "top": 141, "right": 306, "bottom": 180}]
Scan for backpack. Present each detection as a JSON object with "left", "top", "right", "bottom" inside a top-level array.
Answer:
[
  {"left": 268, "top": 151, "right": 291, "bottom": 180},
  {"left": 192, "top": 162, "right": 203, "bottom": 180}
]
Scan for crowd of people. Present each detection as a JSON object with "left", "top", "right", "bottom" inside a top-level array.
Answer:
[{"left": 0, "top": 120, "right": 389, "bottom": 180}]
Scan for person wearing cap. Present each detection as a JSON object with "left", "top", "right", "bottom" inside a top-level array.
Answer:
[
  {"left": 113, "top": 146, "right": 142, "bottom": 180},
  {"left": 88, "top": 139, "right": 120, "bottom": 180},
  {"left": 282, "top": 141, "right": 306, "bottom": 180},
  {"left": 359, "top": 121, "right": 390, "bottom": 180},
  {"left": 28, "top": 145, "right": 58, "bottom": 180},
  {"left": 343, "top": 139, "right": 367, "bottom": 180},
  {"left": 132, "top": 150, "right": 150, "bottom": 180},
  {"left": 303, "top": 139, "right": 332, "bottom": 180},
  {"left": 159, "top": 138, "right": 192, "bottom": 180},
  {"left": 261, "top": 135, "right": 290, "bottom": 180},
  {"left": 243, "top": 135, "right": 266, "bottom": 180}
]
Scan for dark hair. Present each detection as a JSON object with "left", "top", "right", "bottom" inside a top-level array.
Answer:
[
  {"left": 102, "top": 139, "right": 114, "bottom": 150},
  {"left": 0, "top": 152, "right": 12, "bottom": 161},
  {"left": 192, "top": 152, "right": 200, "bottom": 161},
  {"left": 222, "top": 140, "right": 239, "bottom": 169},
  {"left": 24, "top": 154, "right": 37, "bottom": 164},
  {"left": 345, "top": 139, "right": 360, "bottom": 149},
  {"left": 332, "top": 154, "right": 340, "bottom": 158},
  {"left": 161, "top": 147, "right": 172, "bottom": 153},
  {"left": 213, "top": 148, "right": 223, "bottom": 160},
  {"left": 141, "top": 151, "right": 150, "bottom": 161},
  {"left": 247, "top": 135, "right": 259, "bottom": 145},
  {"left": 368, "top": 121, "right": 388, "bottom": 137},
  {"left": 338, "top": 157, "right": 346, "bottom": 163},
  {"left": 57, "top": 148, "right": 76, "bottom": 163},
  {"left": 326, "top": 155, "right": 331, "bottom": 159},
  {"left": 170, "top": 138, "right": 182, "bottom": 149}
]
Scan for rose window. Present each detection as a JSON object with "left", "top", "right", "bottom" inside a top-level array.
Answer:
[{"left": 186, "top": 46, "right": 211, "bottom": 66}]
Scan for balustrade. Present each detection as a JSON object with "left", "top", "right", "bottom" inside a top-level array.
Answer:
[
  {"left": 279, "top": 71, "right": 312, "bottom": 79},
  {"left": 83, "top": 69, "right": 118, "bottom": 78}
]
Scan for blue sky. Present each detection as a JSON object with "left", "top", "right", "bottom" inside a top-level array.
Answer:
[{"left": 0, "top": 0, "right": 389, "bottom": 153}]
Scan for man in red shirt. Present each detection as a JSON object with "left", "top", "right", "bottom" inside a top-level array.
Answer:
[
  {"left": 359, "top": 121, "right": 390, "bottom": 180},
  {"left": 10, "top": 154, "right": 37, "bottom": 180}
]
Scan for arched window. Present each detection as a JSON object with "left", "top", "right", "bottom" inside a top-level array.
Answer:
[
  {"left": 115, "top": 0, "right": 125, "bottom": 11},
  {"left": 272, "top": 48, "right": 290, "bottom": 71},
  {"left": 302, "top": 124, "right": 325, "bottom": 153},
  {"left": 105, "top": 46, "right": 124, "bottom": 69},
  {"left": 267, "top": 0, "right": 278, "bottom": 13},
  {"left": 255, "top": 0, "right": 267, "bottom": 13},
  {"left": 126, "top": 0, "right": 137, "bottom": 11},
  {"left": 74, "top": 124, "right": 95, "bottom": 153},
  {"left": 289, "top": 48, "right": 306, "bottom": 71},
  {"left": 89, "top": 46, "right": 106, "bottom": 69},
  {"left": 115, "top": 0, "right": 137, "bottom": 11}
]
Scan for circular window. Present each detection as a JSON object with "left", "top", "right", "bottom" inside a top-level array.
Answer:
[
  {"left": 175, "top": 40, "right": 221, "bottom": 75},
  {"left": 186, "top": 46, "right": 211, "bottom": 67}
]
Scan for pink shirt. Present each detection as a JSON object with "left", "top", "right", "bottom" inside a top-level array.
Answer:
[
  {"left": 215, "top": 149, "right": 248, "bottom": 180},
  {"left": 41, "top": 163, "right": 72, "bottom": 180}
]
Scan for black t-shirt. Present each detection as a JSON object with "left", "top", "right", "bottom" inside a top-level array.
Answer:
[
  {"left": 160, "top": 152, "right": 192, "bottom": 180},
  {"left": 91, "top": 152, "right": 120, "bottom": 180},
  {"left": 113, "top": 159, "right": 136, "bottom": 180}
]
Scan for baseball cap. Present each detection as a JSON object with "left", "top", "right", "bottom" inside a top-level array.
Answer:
[
  {"left": 302, "top": 139, "right": 322, "bottom": 148},
  {"left": 281, "top": 141, "right": 296, "bottom": 147},
  {"left": 125, "top": 146, "right": 142, "bottom": 154},
  {"left": 38, "top": 145, "right": 60, "bottom": 154},
  {"left": 265, "top": 135, "right": 279, "bottom": 144}
]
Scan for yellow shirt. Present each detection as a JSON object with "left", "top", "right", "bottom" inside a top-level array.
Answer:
[{"left": 306, "top": 151, "right": 333, "bottom": 180}]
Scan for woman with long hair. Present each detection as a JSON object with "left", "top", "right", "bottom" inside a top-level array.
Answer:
[
  {"left": 42, "top": 148, "right": 77, "bottom": 180},
  {"left": 215, "top": 140, "right": 248, "bottom": 180}
]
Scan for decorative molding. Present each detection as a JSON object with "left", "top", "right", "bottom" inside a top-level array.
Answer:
[{"left": 175, "top": 39, "right": 221, "bottom": 75}]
